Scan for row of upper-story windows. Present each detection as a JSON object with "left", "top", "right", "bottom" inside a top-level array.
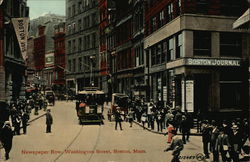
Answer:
[
  {"left": 67, "top": 33, "right": 97, "bottom": 54},
  {"left": 67, "top": 13, "right": 97, "bottom": 35},
  {"left": 68, "top": 55, "right": 96, "bottom": 73},
  {"left": 146, "top": 0, "right": 246, "bottom": 36},
  {"left": 150, "top": 31, "right": 242, "bottom": 66},
  {"left": 67, "top": 0, "right": 97, "bottom": 18}
]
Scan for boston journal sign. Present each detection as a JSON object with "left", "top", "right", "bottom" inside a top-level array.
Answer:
[
  {"left": 186, "top": 58, "right": 241, "bottom": 66},
  {"left": 166, "top": 58, "right": 241, "bottom": 69}
]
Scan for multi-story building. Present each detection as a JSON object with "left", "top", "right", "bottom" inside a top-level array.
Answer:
[
  {"left": 32, "top": 16, "right": 65, "bottom": 88},
  {"left": 0, "top": 0, "right": 29, "bottom": 102},
  {"left": 53, "top": 22, "right": 66, "bottom": 90},
  {"left": 98, "top": 0, "right": 115, "bottom": 97},
  {"left": 66, "top": 0, "right": 100, "bottom": 92},
  {"left": 144, "top": 0, "right": 249, "bottom": 118},
  {"left": 110, "top": 0, "right": 134, "bottom": 96}
]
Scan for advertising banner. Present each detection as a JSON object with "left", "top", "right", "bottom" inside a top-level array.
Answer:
[{"left": 12, "top": 18, "right": 29, "bottom": 60}]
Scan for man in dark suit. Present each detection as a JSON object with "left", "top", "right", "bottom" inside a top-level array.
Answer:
[
  {"left": 46, "top": 109, "right": 53, "bottom": 133},
  {"left": 215, "top": 128, "right": 231, "bottom": 162},
  {"left": 0, "top": 121, "right": 13, "bottom": 160}
]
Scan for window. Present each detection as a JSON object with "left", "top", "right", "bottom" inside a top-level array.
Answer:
[
  {"left": 68, "top": 41, "right": 71, "bottom": 53},
  {"left": 220, "top": 32, "right": 241, "bottom": 57},
  {"left": 92, "top": 13, "right": 96, "bottom": 26},
  {"left": 176, "top": 32, "right": 183, "bottom": 58},
  {"left": 73, "top": 59, "right": 76, "bottom": 72},
  {"left": 72, "top": 5, "right": 76, "bottom": 16},
  {"left": 162, "top": 41, "right": 167, "bottom": 62},
  {"left": 167, "top": 38, "right": 174, "bottom": 62},
  {"left": 159, "top": 10, "right": 165, "bottom": 27},
  {"left": 78, "top": 38, "right": 82, "bottom": 51},
  {"left": 92, "top": 33, "right": 96, "bottom": 48},
  {"left": 72, "top": 39, "right": 76, "bottom": 52},
  {"left": 68, "top": 7, "right": 71, "bottom": 18},
  {"left": 68, "top": 60, "right": 72, "bottom": 72},
  {"left": 167, "top": 3, "right": 173, "bottom": 21},
  {"left": 78, "top": 19, "right": 82, "bottom": 31},
  {"left": 193, "top": 31, "right": 211, "bottom": 56},
  {"left": 196, "top": 0, "right": 208, "bottom": 14},
  {"left": 78, "top": 57, "right": 82, "bottom": 71},
  {"left": 78, "top": 1, "right": 82, "bottom": 13},
  {"left": 220, "top": 72, "right": 243, "bottom": 109},
  {"left": 72, "top": 22, "right": 76, "bottom": 33},
  {"left": 176, "top": 0, "right": 182, "bottom": 16},
  {"left": 86, "top": 35, "right": 90, "bottom": 49},
  {"left": 151, "top": 17, "right": 157, "bottom": 32}
]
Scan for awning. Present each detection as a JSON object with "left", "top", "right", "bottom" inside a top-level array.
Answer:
[{"left": 233, "top": 8, "right": 250, "bottom": 29}]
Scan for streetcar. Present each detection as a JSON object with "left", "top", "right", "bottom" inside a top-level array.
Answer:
[{"left": 76, "top": 88, "right": 105, "bottom": 124}]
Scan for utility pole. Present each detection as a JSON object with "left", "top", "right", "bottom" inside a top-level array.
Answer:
[{"left": 0, "top": 0, "right": 5, "bottom": 101}]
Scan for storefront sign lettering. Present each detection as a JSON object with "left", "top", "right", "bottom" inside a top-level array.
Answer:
[{"left": 186, "top": 58, "right": 240, "bottom": 66}]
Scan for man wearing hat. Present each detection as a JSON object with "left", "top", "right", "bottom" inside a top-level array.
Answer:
[
  {"left": 230, "top": 124, "right": 241, "bottom": 162},
  {"left": 0, "top": 121, "right": 13, "bottom": 160},
  {"left": 46, "top": 109, "right": 53, "bottom": 133}
]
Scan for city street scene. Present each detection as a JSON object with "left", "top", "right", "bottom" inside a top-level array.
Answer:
[{"left": 0, "top": 0, "right": 249, "bottom": 162}]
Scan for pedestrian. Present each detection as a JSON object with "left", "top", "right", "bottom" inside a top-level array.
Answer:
[
  {"left": 141, "top": 112, "right": 147, "bottom": 129},
  {"left": 46, "top": 109, "right": 53, "bottom": 133},
  {"left": 164, "top": 129, "right": 184, "bottom": 162},
  {"left": 210, "top": 120, "right": 220, "bottom": 162},
  {"left": 166, "top": 123, "right": 175, "bottom": 143},
  {"left": 13, "top": 113, "right": 21, "bottom": 135},
  {"left": 0, "top": 121, "right": 13, "bottom": 160},
  {"left": 230, "top": 125, "right": 241, "bottom": 162},
  {"left": 201, "top": 120, "right": 212, "bottom": 159},
  {"left": 215, "top": 128, "right": 231, "bottom": 162},
  {"left": 128, "top": 109, "right": 134, "bottom": 127},
  {"left": 180, "top": 115, "right": 190, "bottom": 144},
  {"left": 21, "top": 110, "right": 30, "bottom": 134},
  {"left": 114, "top": 108, "right": 122, "bottom": 130}
]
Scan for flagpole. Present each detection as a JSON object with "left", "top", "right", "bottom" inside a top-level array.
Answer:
[{"left": 0, "top": 0, "right": 6, "bottom": 101}]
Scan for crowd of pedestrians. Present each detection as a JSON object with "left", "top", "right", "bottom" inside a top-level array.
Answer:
[
  {"left": 201, "top": 118, "right": 249, "bottom": 162},
  {"left": 0, "top": 91, "right": 52, "bottom": 160}
]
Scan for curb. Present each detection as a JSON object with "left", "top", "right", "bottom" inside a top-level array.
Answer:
[
  {"left": 28, "top": 112, "right": 46, "bottom": 124},
  {"left": 133, "top": 121, "right": 202, "bottom": 136}
]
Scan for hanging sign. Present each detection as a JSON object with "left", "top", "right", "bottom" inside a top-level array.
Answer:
[{"left": 12, "top": 18, "right": 29, "bottom": 60}]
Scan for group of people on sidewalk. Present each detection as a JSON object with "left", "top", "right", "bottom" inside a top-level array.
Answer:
[
  {"left": 0, "top": 92, "right": 54, "bottom": 160},
  {"left": 201, "top": 118, "right": 249, "bottom": 162}
]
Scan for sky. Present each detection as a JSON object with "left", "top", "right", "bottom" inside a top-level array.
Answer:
[{"left": 27, "top": 0, "right": 66, "bottom": 19}]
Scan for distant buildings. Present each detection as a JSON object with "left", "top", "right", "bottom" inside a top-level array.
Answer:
[
  {"left": 65, "top": 0, "right": 100, "bottom": 92},
  {"left": 27, "top": 14, "right": 66, "bottom": 90}
]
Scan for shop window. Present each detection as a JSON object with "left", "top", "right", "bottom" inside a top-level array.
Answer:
[
  {"left": 176, "top": 32, "right": 183, "bottom": 59},
  {"left": 193, "top": 31, "right": 211, "bottom": 56},
  {"left": 220, "top": 32, "right": 241, "bottom": 57},
  {"left": 220, "top": 82, "right": 242, "bottom": 109}
]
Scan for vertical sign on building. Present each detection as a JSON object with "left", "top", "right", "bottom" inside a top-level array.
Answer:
[
  {"left": 12, "top": 18, "right": 29, "bottom": 60},
  {"left": 181, "top": 80, "right": 194, "bottom": 112}
]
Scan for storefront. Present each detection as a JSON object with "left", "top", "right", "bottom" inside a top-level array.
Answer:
[{"left": 166, "top": 57, "right": 249, "bottom": 119}]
